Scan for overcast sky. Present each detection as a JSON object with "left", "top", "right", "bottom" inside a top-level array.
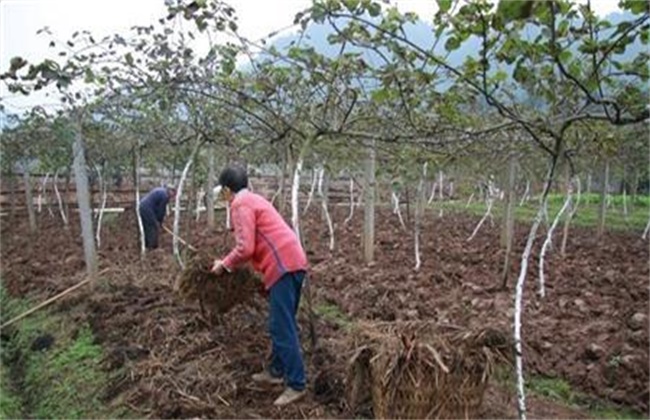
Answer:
[{"left": 0, "top": 0, "right": 621, "bottom": 116}]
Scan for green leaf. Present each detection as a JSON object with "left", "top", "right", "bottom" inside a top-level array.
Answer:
[
  {"left": 124, "top": 52, "right": 134, "bottom": 66},
  {"left": 84, "top": 68, "right": 94, "bottom": 83},
  {"left": 228, "top": 21, "right": 238, "bottom": 32},
  {"left": 368, "top": 2, "right": 381, "bottom": 17},
  {"left": 619, "top": 0, "right": 648, "bottom": 14},
  {"left": 436, "top": 0, "right": 452, "bottom": 13},
  {"left": 513, "top": 61, "right": 530, "bottom": 84},
  {"left": 343, "top": 0, "right": 360, "bottom": 12},
  {"left": 444, "top": 37, "right": 461, "bottom": 51},
  {"left": 371, "top": 88, "right": 390, "bottom": 102},
  {"left": 497, "top": 0, "right": 535, "bottom": 23}
]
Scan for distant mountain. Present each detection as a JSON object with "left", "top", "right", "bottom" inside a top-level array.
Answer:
[{"left": 256, "top": 10, "right": 644, "bottom": 101}]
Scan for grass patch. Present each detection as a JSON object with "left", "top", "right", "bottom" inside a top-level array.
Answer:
[
  {"left": 313, "top": 302, "right": 352, "bottom": 329},
  {"left": 494, "top": 367, "right": 644, "bottom": 419},
  {"left": 0, "top": 364, "right": 22, "bottom": 419},
  {"left": 0, "top": 283, "right": 128, "bottom": 419},
  {"left": 440, "top": 193, "right": 648, "bottom": 232}
]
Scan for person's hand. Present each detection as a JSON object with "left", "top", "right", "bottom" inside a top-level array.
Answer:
[{"left": 211, "top": 259, "right": 225, "bottom": 276}]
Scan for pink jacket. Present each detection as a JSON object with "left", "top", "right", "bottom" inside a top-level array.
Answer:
[{"left": 222, "top": 190, "right": 308, "bottom": 290}]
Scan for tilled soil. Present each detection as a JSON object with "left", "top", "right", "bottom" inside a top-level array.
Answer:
[{"left": 1, "top": 206, "right": 647, "bottom": 418}]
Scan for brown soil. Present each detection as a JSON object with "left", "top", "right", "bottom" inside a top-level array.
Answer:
[{"left": 1, "top": 206, "right": 647, "bottom": 418}]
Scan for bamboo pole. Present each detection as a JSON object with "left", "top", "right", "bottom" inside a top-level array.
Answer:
[{"left": 1, "top": 268, "right": 110, "bottom": 329}]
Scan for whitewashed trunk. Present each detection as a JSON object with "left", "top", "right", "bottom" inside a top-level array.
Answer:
[
  {"left": 135, "top": 148, "right": 146, "bottom": 256},
  {"left": 317, "top": 167, "right": 335, "bottom": 251},
  {"left": 174, "top": 142, "right": 202, "bottom": 268},
  {"left": 561, "top": 177, "right": 581, "bottom": 257},
  {"left": 597, "top": 160, "right": 609, "bottom": 238},
  {"left": 344, "top": 178, "right": 355, "bottom": 225},
  {"left": 22, "top": 167, "right": 37, "bottom": 233},
  {"left": 363, "top": 141, "right": 376, "bottom": 263},
  {"left": 291, "top": 158, "right": 303, "bottom": 243},
  {"left": 538, "top": 190, "right": 572, "bottom": 298},
  {"left": 392, "top": 191, "right": 407, "bottom": 230},
  {"left": 519, "top": 179, "right": 530, "bottom": 206},
  {"left": 95, "top": 164, "right": 108, "bottom": 249},
  {"left": 53, "top": 171, "right": 69, "bottom": 228},
  {"left": 207, "top": 150, "right": 215, "bottom": 228},
  {"left": 467, "top": 198, "right": 494, "bottom": 242},
  {"left": 303, "top": 168, "right": 317, "bottom": 215},
  {"left": 513, "top": 163, "right": 557, "bottom": 420}
]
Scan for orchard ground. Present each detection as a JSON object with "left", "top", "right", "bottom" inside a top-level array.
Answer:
[{"left": 0, "top": 203, "right": 648, "bottom": 418}]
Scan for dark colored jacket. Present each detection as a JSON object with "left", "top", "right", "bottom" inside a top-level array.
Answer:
[{"left": 139, "top": 187, "right": 170, "bottom": 223}]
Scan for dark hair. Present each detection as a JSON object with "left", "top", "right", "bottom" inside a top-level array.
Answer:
[{"left": 218, "top": 165, "right": 248, "bottom": 193}]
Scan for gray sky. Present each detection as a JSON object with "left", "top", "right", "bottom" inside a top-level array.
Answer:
[{"left": 0, "top": 0, "right": 620, "bottom": 116}]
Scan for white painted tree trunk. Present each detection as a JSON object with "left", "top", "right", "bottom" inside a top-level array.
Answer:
[
  {"left": 427, "top": 181, "right": 437, "bottom": 204},
  {"left": 437, "top": 170, "right": 444, "bottom": 200},
  {"left": 538, "top": 189, "right": 572, "bottom": 298},
  {"left": 392, "top": 191, "right": 407, "bottom": 230},
  {"left": 291, "top": 158, "right": 303, "bottom": 243},
  {"left": 467, "top": 198, "right": 494, "bottom": 241},
  {"left": 37, "top": 172, "right": 50, "bottom": 214},
  {"left": 134, "top": 148, "right": 146, "bottom": 256},
  {"left": 466, "top": 192, "right": 475, "bottom": 208},
  {"left": 22, "top": 167, "right": 37, "bottom": 233},
  {"left": 344, "top": 178, "right": 355, "bottom": 225},
  {"left": 513, "top": 163, "right": 557, "bottom": 420},
  {"left": 303, "top": 168, "right": 317, "bottom": 215},
  {"left": 414, "top": 163, "right": 426, "bottom": 271},
  {"left": 598, "top": 160, "right": 609, "bottom": 238},
  {"left": 94, "top": 164, "right": 108, "bottom": 249},
  {"left": 43, "top": 173, "right": 54, "bottom": 217},
  {"left": 72, "top": 122, "right": 98, "bottom": 280},
  {"left": 519, "top": 179, "right": 530, "bottom": 206},
  {"left": 622, "top": 188, "right": 628, "bottom": 220},
  {"left": 53, "top": 171, "right": 69, "bottom": 228},
  {"left": 561, "top": 177, "right": 581, "bottom": 257},
  {"left": 207, "top": 150, "right": 215, "bottom": 228},
  {"left": 643, "top": 217, "right": 650, "bottom": 240},
  {"left": 317, "top": 166, "right": 335, "bottom": 251},
  {"left": 174, "top": 142, "right": 202, "bottom": 269},
  {"left": 363, "top": 140, "right": 376, "bottom": 263}
]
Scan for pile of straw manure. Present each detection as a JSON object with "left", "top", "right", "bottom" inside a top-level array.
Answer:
[
  {"left": 175, "top": 253, "right": 262, "bottom": 319},
  {"left": 346, "top": 321, "right": 511, "bottom": 419}
]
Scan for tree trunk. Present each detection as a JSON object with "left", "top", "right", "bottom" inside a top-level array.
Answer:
[
  {"left": 303, "top": 168, "right": 317, "bottom": 215},
  {"left": 73, "top": 120, "right": 98, "bottom": 281},
  {"left": 134, "top": 147, "right": 146, "bottom": 256},
  {"left": 514, "top": 159, "right": 559, "bottom": 420},
  {"left": 597, "top": 159, "right": 609, "bottom": 238},
  {"left": 363, "top": 140, "right": 376, "bottom": 264},
  {"left": 95, "top": 164, "right": 108, "bottom": 249},
  {"left": 501, "top": 154, "right": 517, "bottom": 288},
  {"left": 22, "top": 166, "right": 37, "bottom": 234},
  {"left": 207, "top": 147, "right": 215, "bottom": 228},
  {"left": 291, "top": 158, "right": 304, "bottom": 244},
  {"left": 317, "top": 166, "right": 334, "bottom": 251},
  {"left": 53, "top": 171, "right": 69, "bottom": 228},
  {"left": 414, "top": 163, "right": 426, "bottom": 271},
  {"left": 173, "top": 141, "right": 202, "bottom": 269}
]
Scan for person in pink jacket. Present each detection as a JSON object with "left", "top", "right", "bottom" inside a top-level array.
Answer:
[{"left": 211, "top": 165, "right": 308, "bottom": 406}]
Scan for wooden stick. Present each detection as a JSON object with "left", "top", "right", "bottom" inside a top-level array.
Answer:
[
  {"left": 1, "top": 277, "right": 91, "bottom": 329},
  {"left": 162, "top": 226, "right": 198, "bottom": 251}
]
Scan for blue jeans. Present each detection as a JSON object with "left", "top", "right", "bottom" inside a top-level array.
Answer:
[{"left": 268, "top": 271, "right": 306, "bottom": 391}]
